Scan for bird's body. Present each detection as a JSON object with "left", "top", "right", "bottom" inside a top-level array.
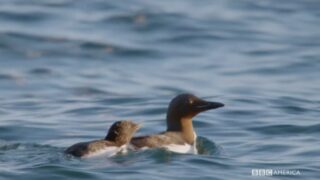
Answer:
[
  {"left": 130, "top": 93, "right": 224, "bottom": 154},
  {"left": 65, "top": 140, "right": 127, "bottom": 158},
  {"left": 130, "top": 131, "right": 198, "bottom": 153},
  {"left": 65, "top": 120, "right": 140, "bottom": 158}
]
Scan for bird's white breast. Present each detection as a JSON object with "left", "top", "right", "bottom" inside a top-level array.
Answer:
[
  {"left": 163, "top": 143, "right": 197, "bottom": 154},
  {"left": 163, "top": 132, "right": 198, "bottom": 154}
]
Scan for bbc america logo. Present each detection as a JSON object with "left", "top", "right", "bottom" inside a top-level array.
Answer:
[
  {"left": 252, "top": 169, "right": 273, "bottom": 176},
  {"left": 252, "top": 169, "right": 301, "bottom": 176}
]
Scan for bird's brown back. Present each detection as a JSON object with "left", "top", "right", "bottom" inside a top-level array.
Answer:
[
  {"left": 130, "top": 132, "right": 186, "bottom": 149},
  {"left": 65, "top": 140, "right": 115, "bottom": 157}
]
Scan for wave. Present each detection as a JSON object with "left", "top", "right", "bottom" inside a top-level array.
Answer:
[{"left": 247, "top": 123, "right": 320, "bottom": 135}]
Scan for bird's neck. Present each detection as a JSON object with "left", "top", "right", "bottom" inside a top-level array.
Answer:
[
  {"left": 180, "top": 117, "right": 196, "bottom": 144},
  {"left": 166, "top": 115, "right": 195, "bottom": 144},
  {"left": 105, "top": 133, "right": 129, "bottom": 147}
]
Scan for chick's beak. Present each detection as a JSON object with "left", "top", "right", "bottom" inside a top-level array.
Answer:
[{"left": 133, "top": 123, "right": 141, "bottom": 131}]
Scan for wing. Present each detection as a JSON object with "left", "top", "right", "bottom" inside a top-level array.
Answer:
[{"left": 130, "top": 132, "right": 185, "bottom": 149}]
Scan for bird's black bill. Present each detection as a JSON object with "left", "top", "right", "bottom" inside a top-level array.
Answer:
[{"left": 195, "top": 101, "right": 224, "bottom": 111}]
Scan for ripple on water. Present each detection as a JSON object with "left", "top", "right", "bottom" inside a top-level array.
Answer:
[
  {"left": 123, "top": 107, "right": 166, "bottom": 117},
  {"left": 0, "top": 31, "right": 159, "bottom": 59},
  {"left": 0, "top": 125, "right": 61, "bottom": 141},
  {"left": 27, "top": 164, "right": 97, "bottom": 179},
  {"left": 28, "top": 68, "right": 54, "bottom": 75},
  {"left": 196, "top": 137, "right": 225, "bottom": 156},
  {"left": 98, "top": 97, "right": 149, "bottom": 105},
  {"left": 71, "top": 87, "right": 111, "bottom": 97},
  {"left": 79, "top": 41, "right": 159, "bottom": 58},
  {"left": 0, "top": 11, "right": 52, "bottom": 23},
  {"left": 247, "top": 123, "right": 320, "bottom": 135},
  {"left": 0, "top": 73, "right": 24, "bottom": 83},
  {"left": 63, "top": 107, "right": 108, "bottom": 116},
  {"left": 0, "top": 141, "right": 64, "bottom": 172},
  {"left": 268, "top": 96, "right": 318, "bottom": 115}
]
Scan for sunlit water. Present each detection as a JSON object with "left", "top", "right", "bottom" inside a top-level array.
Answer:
[{"left": 0, "top": 0, "right": 319, "bottom": 179}]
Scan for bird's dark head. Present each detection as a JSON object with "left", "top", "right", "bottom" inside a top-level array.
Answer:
[{"left": 166, "top": 93, "right": 224, "bottom": 131}]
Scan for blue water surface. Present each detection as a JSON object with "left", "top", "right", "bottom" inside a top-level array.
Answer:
[{"left": 0, "top": 0, "right": 319, "bottom": 179}]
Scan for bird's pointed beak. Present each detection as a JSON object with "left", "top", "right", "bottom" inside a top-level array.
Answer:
[
  {"left": 134, "top": 123, "right": 141, "bottom": 131},
  {"left": 195, "top": 100, "right": 224, "bottom": 112}
]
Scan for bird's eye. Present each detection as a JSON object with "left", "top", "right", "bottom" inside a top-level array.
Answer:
[{"left": 189, "top": 99, "right": 194, "bottom": 104}]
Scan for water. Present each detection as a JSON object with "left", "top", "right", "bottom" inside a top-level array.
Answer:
[{"left": 0, "top": 0, "right": 319, "bottom": 179}]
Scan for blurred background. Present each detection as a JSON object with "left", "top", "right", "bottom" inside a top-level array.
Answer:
[{"left": 0, "top": 0, "right": 319, "bottom": 179}]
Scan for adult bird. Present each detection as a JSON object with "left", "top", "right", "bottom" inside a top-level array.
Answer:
[{"left": 130, "top": 93, "right": 224, "bottom": 154}]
